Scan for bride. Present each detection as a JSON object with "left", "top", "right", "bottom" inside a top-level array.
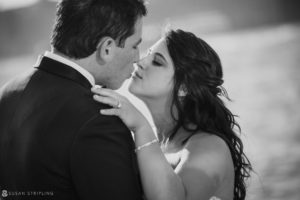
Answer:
[{"left": 92, "top": 29, "right": 252, "bottom": 200}]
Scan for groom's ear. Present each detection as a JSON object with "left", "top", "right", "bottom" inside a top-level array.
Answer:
[{"left": 96, "top": 37, "right": 116, "bottom": 64}]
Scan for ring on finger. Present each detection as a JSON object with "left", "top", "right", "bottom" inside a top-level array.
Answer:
[{"left": 116, "top": 100, "right": 122, "bottom": 109}]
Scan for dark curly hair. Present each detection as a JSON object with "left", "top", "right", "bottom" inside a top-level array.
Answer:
[
  {"left": 165, "top": 29, "right": 252, "bottom": 200},
  {"left": 51, "top": 0, "right": 147, "bottom": 59}
]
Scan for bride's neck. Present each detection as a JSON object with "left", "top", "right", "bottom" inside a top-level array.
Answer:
[{"left": 143, "top": 97, "right": 176, "bottom": 143}]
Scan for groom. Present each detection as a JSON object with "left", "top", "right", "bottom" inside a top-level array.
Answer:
[{"left": 0, "top": 0, "right": 146, "bottom": 199}]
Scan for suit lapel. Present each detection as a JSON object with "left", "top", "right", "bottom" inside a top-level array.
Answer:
[{"left": 35, "top": 56, "right": 92, "bottom": 89}]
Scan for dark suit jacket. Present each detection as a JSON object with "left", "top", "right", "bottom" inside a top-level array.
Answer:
[{"left": 0, "top": 57, "right": 143, "bottom": 200}]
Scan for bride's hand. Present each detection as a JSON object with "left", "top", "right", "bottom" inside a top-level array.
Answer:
[{"left": 91, "top": 87, "right": 150, "bottom": 133}]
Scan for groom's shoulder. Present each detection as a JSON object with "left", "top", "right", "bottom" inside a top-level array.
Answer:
[
  {"left": 67, "top": 88, "right": 108, "bottom": 116},
  {"left": 64, "top": 89, "right": 129, "bottom": 138},
  {"left": 0, "top": 69, "right": 36, "bottom": 100},
  {"left": 61, "top": 85, "right": 116, "bottom": 122}
]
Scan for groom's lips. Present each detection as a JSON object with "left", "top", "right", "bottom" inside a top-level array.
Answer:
[{"left": 133, "top": 71, "right": 143, "bottom": 79}]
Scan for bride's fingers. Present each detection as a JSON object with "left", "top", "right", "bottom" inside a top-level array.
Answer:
[
  {"left": 91, "top": 85, "right": 104, "bottom": 95},
  {"left": 93, "top": 95, "right": 119, "bottom": 108},
  {"left": 100, "top": 108, "right": 121, "bottom": 116},
  {"left": 91, "top": 87, "right": 107, "bottom": 96},
  {"left": 91, "top": 87, "right": 119, "bottom": 99}
]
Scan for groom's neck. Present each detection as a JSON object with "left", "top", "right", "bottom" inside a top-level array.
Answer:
[
  {"left": 52, "top": 49, "right": 85, "bottom": 67},
  {"left": 52, "top": 49, "right": 96, "bottom": 77}
]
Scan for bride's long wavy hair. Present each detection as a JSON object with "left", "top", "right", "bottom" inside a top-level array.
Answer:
[{"left": 165, "top": 29, "right": 252, "bottom": 200}]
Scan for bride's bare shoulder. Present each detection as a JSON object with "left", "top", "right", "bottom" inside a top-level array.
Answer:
[
  {"left": 184, "top": 132, "right": 230, "bottom": 154},
  {"left": 174, "top": 132, "right": 234, "bottom": 199},
  {"left": 180, "top": 132, "right": 234, "bottom": 184}
]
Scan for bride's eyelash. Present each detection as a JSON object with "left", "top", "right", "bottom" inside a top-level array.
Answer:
[{"left": 152, "top": 59, "right": 162, "bottom": 66}]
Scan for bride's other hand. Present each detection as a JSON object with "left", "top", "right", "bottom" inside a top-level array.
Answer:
[{"left": 91, "top": 87, "right": 150, "bottom": 132}]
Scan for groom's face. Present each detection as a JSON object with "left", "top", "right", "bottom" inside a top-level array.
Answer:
[{"left": 106, "top": 18, "right": 143, "bottom": 89}]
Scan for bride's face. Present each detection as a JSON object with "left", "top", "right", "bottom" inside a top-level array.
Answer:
[{"left": 129, "top": 38, "right": 175, "bottom": 100}]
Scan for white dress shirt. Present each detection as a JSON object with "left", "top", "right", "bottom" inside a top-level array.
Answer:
[{"left": 44, "top": 51, "right": 95, "bottom": 86}]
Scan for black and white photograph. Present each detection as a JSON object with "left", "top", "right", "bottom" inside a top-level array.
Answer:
[{"left": 0, "top": 0, "right": 300, "bottom": 199}]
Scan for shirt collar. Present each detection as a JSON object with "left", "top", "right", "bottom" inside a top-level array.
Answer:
[{"left": 44, "top": 51, "right": 95, "bottom": 86}]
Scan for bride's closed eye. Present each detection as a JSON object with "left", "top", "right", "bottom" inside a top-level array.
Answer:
[
  {"left": 152, "top": 53, "right": 166, "bottom": 67},
  {"left": 152, "top": 58, "right": 163, "bottom": 67}
]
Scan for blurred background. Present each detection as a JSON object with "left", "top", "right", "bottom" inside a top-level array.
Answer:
[{"left": 1, "top": 0, "right": 300, "bottom": 199}]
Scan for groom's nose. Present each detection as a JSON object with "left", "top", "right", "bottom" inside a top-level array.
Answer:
[{"left": 133, "top": 50, "right": 140, "bottom": 63}]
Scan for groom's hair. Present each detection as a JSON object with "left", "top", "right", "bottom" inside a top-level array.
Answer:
[{"left": 51, "top": 0, "right": 147, "bottom": 59}]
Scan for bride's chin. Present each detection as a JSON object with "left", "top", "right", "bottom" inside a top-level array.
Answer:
[
  {"left": 128, "top": 81, "right": 139, "bottom": 96},
  {"left": 129, "top": 83, "right": 146, "bottom": 101},
  {"left": 129, "top": 80, "right": 156, "bottom": 101}
]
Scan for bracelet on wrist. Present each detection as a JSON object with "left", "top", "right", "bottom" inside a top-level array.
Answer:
[{"left": 135, "top": 139, "right": 158, "bottom": 153}]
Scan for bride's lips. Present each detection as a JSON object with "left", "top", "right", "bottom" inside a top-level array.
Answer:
[{"left": 132, "top": 63, "right": 143, "bottom": 79}]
